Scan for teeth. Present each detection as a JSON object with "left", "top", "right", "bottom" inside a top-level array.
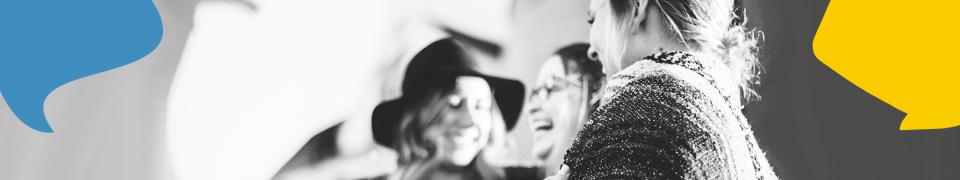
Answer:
[
  {"left": 533, "top": 123, "right": 552, "bottom": 131},
  {"left": 531, "top": 118, "right": 553, "bottom": 131},
  {"left": 451, "top": 128, "right": 479, "bottom": 145}
]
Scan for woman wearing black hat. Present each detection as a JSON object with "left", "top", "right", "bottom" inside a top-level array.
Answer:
[
  {"left": 271, "top": 39, "right": 523, "bottom": 180},
  {"left": 370, "top": 39, "right": 525, "bottom": 180}
]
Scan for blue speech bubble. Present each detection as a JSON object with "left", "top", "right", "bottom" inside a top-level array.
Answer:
[{"left": 0, "top": 0, "right": 163, "bottom": 133}]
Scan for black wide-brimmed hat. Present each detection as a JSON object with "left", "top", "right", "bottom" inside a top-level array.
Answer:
[{"left": 372, "top": 39, "right": 525, "bottom": 146}]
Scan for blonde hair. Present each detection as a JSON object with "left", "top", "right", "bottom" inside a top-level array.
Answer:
[
  {"left": 600, "top": 1, "right": 776, "bottom": 179},
  {"left": 612, "top": 0, "right": 764, "bottom": 102},
  {"left": 391, "top": 79, "right": 505, "bottom": 180}
]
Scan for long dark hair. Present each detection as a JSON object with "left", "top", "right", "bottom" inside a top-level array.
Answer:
[{"left": 555, "top": 43, "right": 606, "bottom": 109}]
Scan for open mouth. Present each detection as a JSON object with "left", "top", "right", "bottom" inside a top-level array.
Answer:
[
  {"left": 448, "top": 128, "right": 480, "bottom": 146},
  {"left": 531, "top": 117, "right": 554, "bottom": 133}
]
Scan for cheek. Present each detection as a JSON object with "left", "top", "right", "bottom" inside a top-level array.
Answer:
[
  {"left": 422, "top": 127, "right": 447, "bottom": 149},
  {"left": 597, "top": 17, "right": 629, "bottom": 73},
  {"left": 478, "top": 119, "right": 493, "bottom": 142},
  {"left": 541, "top": 98, "right": 562, "bottom": 116},
  {"left": 559, "top": 99, "right": 582, "bottom": 122},
  {"left": 468, "top": 110, "right": 492, "bottom": 140},
  {"left": 471, "top": 109, "right": 492, "bottom": 127},
  {"left": 588, "top": 24, "right": 603, "bottom": 50},
  {"left": 425, "top": 125, "right": 445, "bottom": 138},
  {"left": 545, "top": 98, "right": 576, "bottom": 119}
]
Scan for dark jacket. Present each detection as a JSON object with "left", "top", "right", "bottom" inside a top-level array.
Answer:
[{"left": 563, "top": 52, "right": 778, "bottom": 180}]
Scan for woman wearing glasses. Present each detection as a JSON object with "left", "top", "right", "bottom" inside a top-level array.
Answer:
[
  {"left": 555, "top": 0, "right": 779, "bottom": 179},
  {"left": 524, "top": 44, "right": 605, "bottom": 178}
]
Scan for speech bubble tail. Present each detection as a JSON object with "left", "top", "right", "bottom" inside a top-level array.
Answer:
[
  {"left": 1, "top": 88, "right": 54, "bottom": 133},
  {"left": 899, "top": 113, "right": 959, "bottom": 131}
]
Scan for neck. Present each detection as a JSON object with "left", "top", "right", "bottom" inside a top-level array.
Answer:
[
  {"left": 621, "top": 6, "right": 692, "bottom": 67},
  {"left": 427, "top": 166, "right": 476, "bottom": 180},
  {"left": 410, "top": 160, "right": 478, "bottom": 180},
  {"left": 620, "top": 43, "right": 689, "bottom": 68}
]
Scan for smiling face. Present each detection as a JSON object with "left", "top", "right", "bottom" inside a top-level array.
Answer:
[
  {"left": 424, "top": 76, "right": 495, "bottom": 167},
  {"left": 526, "top": 56, "right": 586, "bottom": 173}
]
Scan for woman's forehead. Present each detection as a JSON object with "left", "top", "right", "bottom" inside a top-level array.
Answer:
[
  {"left": 538, "top": 56, "right": 567, "bottom": 80},
  {"left": 455, "top": 76, "right": 492, "bottom": 97}
]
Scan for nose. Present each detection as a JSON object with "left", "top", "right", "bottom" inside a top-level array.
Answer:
[
  {"left": 587, "top": 46, "right": 600, "bottom": 61},
  {"left": 457, "top": 115, "right": 476, "bottom": 128},
  {"left": 527, "top": 100, "right": 543, "bottom": 114},
  {"left": 449, "top": 109, "right": 477, "bottom": 129}
]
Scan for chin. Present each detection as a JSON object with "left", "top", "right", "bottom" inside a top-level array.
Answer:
[
  {"left": 448, "top": 149, "right": 480, "bottom": 166},
  {"left": 449, "top": 156, "right": 475, "bottom": 167},
  {"left": 531, "top": 143, "right": 552, "bottom": 161}
]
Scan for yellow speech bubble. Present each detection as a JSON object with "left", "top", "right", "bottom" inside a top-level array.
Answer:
[{"left": 813, "top": 0, "right": 960, "bottom": 130}]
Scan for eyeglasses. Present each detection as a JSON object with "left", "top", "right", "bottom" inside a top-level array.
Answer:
[{"left": 530, "top": 75, "right": 583, "bottom": 102}]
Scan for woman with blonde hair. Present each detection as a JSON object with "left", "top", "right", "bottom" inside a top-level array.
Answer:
[
  {"left": 371, "top": 39, "right": 525, "bottom": 180},
  {"left": 556, "top": 0, "right": 778, "bottom": 179}
]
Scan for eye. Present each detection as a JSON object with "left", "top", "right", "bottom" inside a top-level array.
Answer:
[
  {"left": 546, "top": 86, "right": 560, "bottom": 94},
  {"left": 448, "top": 96, "right": 464, "bottom": 108},
  {"left": 530, "top": 87, "right": 551, "bottom": 102},
  {"left": 587, "top": 17, "right": 595, "bottom": 25},
  {"left": 475, "top": 100, "right": 491, "bottom": 111}
]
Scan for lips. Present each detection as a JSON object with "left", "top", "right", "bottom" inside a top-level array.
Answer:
[
  {"left": 530, "top": 116, "right": 555, "bottom": 136},
  {"left": 533, "top": 121, "right": 553, "bottom": 132},
  {"left": 447, "top": 127, "right": 481, "bottom": 146}
]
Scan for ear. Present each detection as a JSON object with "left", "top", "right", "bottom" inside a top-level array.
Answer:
[{"left": 631, "top": 0, "right": 651, "bottom": 33}]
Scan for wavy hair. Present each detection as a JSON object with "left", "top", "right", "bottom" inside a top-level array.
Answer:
[
  {"left": 390, "top": 76, "right": 505, "bottom": 180},
  {"left": 611, "top": 0, "right": 764, "bottom": 102}
]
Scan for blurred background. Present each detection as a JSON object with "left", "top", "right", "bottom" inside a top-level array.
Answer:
[
  {"left": 1, "top": 0, "right": 958, "bottom": 179},
  {"left": 501, "top": 1, "right": 960, "bottom": 180}
]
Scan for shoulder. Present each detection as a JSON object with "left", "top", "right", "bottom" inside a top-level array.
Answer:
[
  {"left": 600, "top": 60, "right": 722, "bottom": 110},
  {"left": 590, "top": 60, "right": 737, "bottom": 138},
  {"left": 562, "top": 61, "right": 728, "bottom": 179},
  {"left": 562, "top": 61, "right": 740, "bottom": 179},
  {"left": 590, "top": 60, "right": 723, "bottom": 135}
]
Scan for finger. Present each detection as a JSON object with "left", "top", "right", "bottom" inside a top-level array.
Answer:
[{"left": 543, "top": 165, "right": 570, "bottom": 180}]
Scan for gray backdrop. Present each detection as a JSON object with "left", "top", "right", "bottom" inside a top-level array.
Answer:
[
  {"left": 746, "top": 0, "right": 960, "bottom": 179},
  {"left": 503, "top": 0, "right": 960, "bottom": 179},
  {"left": 0, "top": 0, "right": 957, "bottom": 179}
]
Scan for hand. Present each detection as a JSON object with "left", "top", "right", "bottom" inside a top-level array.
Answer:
[{"left": 543, "top": 165, "right": 569, "bottom": 180}]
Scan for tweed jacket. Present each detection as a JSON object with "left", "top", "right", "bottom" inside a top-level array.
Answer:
[{"left": 563, "top": 52, "right": 778, "bottom": 180}]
